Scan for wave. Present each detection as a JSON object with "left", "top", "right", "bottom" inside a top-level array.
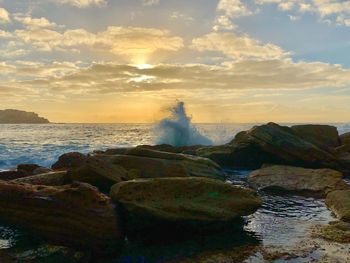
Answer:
[{"left": 154, "top": 101, "right": 213, "bottom": 147}]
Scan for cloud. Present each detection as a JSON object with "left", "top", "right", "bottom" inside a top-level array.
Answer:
[
  {"left": 14, "top": 15, "right": 58, "bottom": 29},
  {"left": 142, "top": 0, "right": 159, "bottom": 6},
  {"left": 0, "top": 7, "right": 10, "bottom": 23},
  {"left": 56, "top": 0, "right": 106, "bottom": 8},
  {"left": 11, "top": 26, "right": 183, "bottom": 60},
  {"left": 213, "top": 0, "right": 255, "bottom": 31},
  {"left": 2, "top": 59, "right": 350, "bottom": 99},
  {"left": 255, "top": 0, "right": 350, "bottom": 27},
  {"left": 191, "top": 32, "right": 288, "bottom": 60}
]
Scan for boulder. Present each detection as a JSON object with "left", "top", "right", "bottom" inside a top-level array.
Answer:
[
  {"left": 0, "top": 181, "right": 122, "bottom": 253},
  {"left": 12, "top": 171, "right": 68, "bottom": 186},
  {"left": 110, "top": 177, "right": 262, "bottom": 233},
  {"left": 51, "top": 152, "right": 87, "bottom": 170},
  {"left": 291, "top": 124, "right": 340, "bottom": 151},
  {"left": 326, "top": 190, "right": 350, "bottom": 222},
  {"left": 340, "top": 132, "right": 350, "bottom": 145},
  {"left": 17, "top": 164, "right": 40, "bottom": 175},
  {"left": 0, "top": 170, "right": 27, "bottom": 180},
  {"left": 67, "top": 156, "right": 128, "bottom": 190},
  {"left": 108, "top": 147, "right": 226, "bottom": 180},
  {"left": 248, "top": 165, "right": 349, "bottom": 196},
  {"left": 198, "top": 123, "right": 339, "bottom": 169}
]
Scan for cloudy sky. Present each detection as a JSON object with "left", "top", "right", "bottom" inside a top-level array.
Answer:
[{"left": 0, "top": 0, "right": 350, "bottom": 123}]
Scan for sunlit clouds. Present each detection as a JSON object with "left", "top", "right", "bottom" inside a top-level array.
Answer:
[{"left": 0, "top": 0, "right": 350, "bottom": 122}]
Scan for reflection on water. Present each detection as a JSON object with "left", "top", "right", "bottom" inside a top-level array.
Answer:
[{"left": 245, "top": 193, "right": 332, "bottom": 248}]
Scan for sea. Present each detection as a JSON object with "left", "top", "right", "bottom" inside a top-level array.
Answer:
[{"left": 1, "top": 123, "right": 350, "bottom": 171}]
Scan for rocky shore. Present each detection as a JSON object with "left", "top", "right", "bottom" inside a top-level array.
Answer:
[{"left": 1, "top": 122, "right": 350, "bottom": 262}]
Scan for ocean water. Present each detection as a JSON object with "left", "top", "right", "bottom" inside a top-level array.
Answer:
[
  {"left": 0, "top": 123, "right": 254, "bottom": 170},
  {"left": 1, "top": 123, "right": 350, "bottom": 171}
]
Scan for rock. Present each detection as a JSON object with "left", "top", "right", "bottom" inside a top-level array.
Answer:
[
  {"left": 248, "top": 165, "right": 348, "bottom": 196},
  {"left": 12, "top": 171, "right": 68, "bottom": 186},
  {"left": 110, "top": 177, "right": 262, "bottom": 234},
  {"left": 17, "top": 164, "right": 40, "bottom": 174},
  {"left": 340, "top": 132, "right": 350, "bottom": 145},
  {"left": 313, "top": 221, "right": 350, "bottom": 243},
  {"left": 107, "top": 147, "right": 226, "bottom": 180},
  {"left": 196, "top": 144, "right": 279, "bottom": 169},
  {"left": 0, "top": 170, "right": 27, "bottom": 180},
  {"left": 33, "top": 167, "right": 53, "bottom": 175},
  {"left": 0, "top": 109, "right": 49, "bottom": 124},
  {"left": 291, "top": 124, "right": 340, "bottom": 151},
  {"left": 326, "top": 190, "right": 350, "bottom": 222},
  {"left": 0, "top": 181, "right": 122, "bottom": 253},
  {"left": 52, "top": 152, "right": 87, "bottom": 170},
  {"left": 199, "top": 123, "right": 339, "bottom": 170},
  {"left": 67, "top": 156, "right": 128, "bottom": 190}
]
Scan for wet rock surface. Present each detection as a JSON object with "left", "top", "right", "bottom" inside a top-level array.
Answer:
[{"left": 248, "top": 165, "right": 349, "bottom": 196}]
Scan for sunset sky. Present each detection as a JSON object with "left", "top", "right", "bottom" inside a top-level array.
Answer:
[{"left": 0, "top": 0, "right": 350, "bottom": 123}]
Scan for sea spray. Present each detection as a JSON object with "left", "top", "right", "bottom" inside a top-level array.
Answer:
[{"left": 154, "top": 102, "right": 213, "bottom": 146}]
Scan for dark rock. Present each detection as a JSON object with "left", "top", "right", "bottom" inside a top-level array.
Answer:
[
  {"left": 0, "top": 109, "right": 49, "bottom": 124},
  {"left": 52, "top": 152, "right": 87, "bottom": 170},
  {"left": 0, "top": 181, "right": 122, "bottom": 253},
  {"left": 67, "top": 156, "right": 128, "bottom": 191},
  {"left": 17, "top": 164, "right": 40, "bottom": 175},
  {"left": 198, "top": 123, "right": 339, "bottom": 170},
  {"left": 291, "top": 124, "right": 340, "bottom": 151},
  {"left": 12, "top": 171, "right": 69, "bottom": 186},
  {"left": 0, "top": 170, "right": 27, "bottom": 180}
]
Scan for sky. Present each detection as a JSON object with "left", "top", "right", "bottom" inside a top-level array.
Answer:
[{"left": 0, "top": 0, "right": 350, "bottom": 123}]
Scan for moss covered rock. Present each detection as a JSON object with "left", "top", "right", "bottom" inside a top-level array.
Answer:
[
  {"left": 326, "top": 190, "right": 350, "bottom": 222},
  {"left": 110, "top": 177, "right": 261, "bottom": 234},
  {"left": 313, "top": 221, "right": 350, "bottom": 243}
]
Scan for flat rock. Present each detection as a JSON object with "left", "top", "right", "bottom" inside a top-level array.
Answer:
[
  {"left": 248, "top": 165, "right": 348, "bottom": 196},
  {"left": 108, "top": 147, "right": 226, "bottom": 180},
  {"left": 0, "top": 181, "right": 122, "bottom": 253},
  {"left": 110, "top": 177, "right": 261, "bottom": 233},
  {"left": 12, "top": 171, "right": 68, "bottom": 186},
  {"left": 326, "top": 190, "right": 350, "bottom": 222}
]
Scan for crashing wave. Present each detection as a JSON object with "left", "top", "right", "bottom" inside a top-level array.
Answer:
[{"left": 154, "top": 101, "right": 213, "bottom": 146}]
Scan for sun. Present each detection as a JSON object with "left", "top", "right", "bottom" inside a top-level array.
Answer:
[{"left": 135, "top": 63, "right": 153, "bottom": 69}]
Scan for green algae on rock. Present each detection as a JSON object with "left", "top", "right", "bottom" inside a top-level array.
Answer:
[
  {"left": 313, "top": 221, "right": 350, "bottom": 243},
  {"left": 110, "top": 177, "right": 262, "bottom": 235}
]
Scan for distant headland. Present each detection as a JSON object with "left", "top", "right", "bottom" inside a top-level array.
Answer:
[{"left": 0, "top": 109, "right": 50, "bottom": 124}]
